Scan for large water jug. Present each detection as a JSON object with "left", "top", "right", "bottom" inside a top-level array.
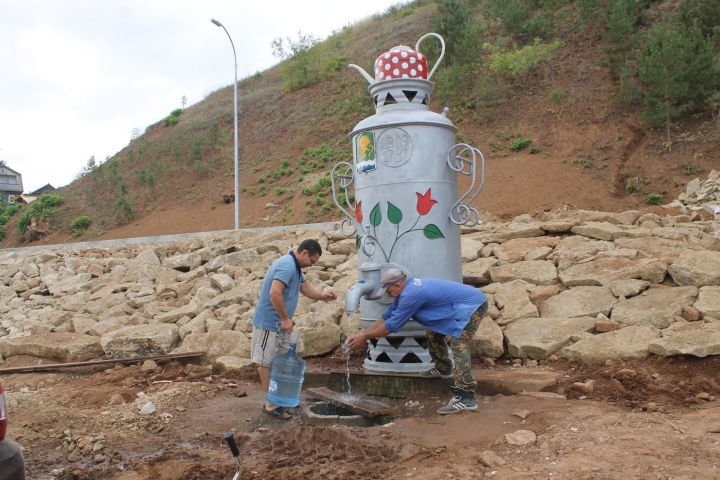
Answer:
[{"left": 266, "top": 332, "right": 305, "bottom": 407}]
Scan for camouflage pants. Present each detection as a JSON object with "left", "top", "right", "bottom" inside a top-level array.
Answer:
[{"left": 426, "top": 302, "right": 488, "bottom": 392}]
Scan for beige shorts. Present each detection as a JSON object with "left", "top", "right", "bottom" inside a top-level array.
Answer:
[{"left": 251, "top": 326, "right": 290, "bottom": 367}]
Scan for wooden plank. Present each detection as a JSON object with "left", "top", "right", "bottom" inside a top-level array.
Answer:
[
  {"left": 305, "top": 386, "right": 391, "bottom": 418},
  {"left": 0, "top": 351, "right": 205, "bottom": 374}
]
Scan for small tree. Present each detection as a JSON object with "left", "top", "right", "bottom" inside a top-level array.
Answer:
[{"left": 636, "top": 23, "right": 719, "bottom": 148}]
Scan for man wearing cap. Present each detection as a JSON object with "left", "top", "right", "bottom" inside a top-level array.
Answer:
[{"left": 346, "top": 269, "right": 488, "bottom": 414}]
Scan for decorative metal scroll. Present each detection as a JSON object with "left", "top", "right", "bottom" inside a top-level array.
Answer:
[
  {"left": 446, "top": 143, "right": 485, "bottom": 226},
  {"left": 331, "top": 162, "right": 358, "bottom": 236}
]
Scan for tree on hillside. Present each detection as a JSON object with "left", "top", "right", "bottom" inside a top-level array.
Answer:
[{"left": 635, "top": 22, "right": 719, "bottom": 149}]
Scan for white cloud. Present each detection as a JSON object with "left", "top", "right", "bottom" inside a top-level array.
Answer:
[{"left": 0, "top": 0, "right": 406, "bottom": 192}]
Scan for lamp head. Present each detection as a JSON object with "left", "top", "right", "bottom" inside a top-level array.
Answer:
[{"left": 211, "top": 18, "right": 222, "bottom": 27}]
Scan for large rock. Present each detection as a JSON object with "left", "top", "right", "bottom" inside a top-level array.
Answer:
[
  {"left": 558, "top": 257, "right": 667, "bottom": 286},
  {"left": 174, "top": 330, "right": 250, "bottom": 361},
  {"left": 489, "top": 261, "right": 558, "bottom": 286},
  {"left": 540, "top": 287, "right": 617, "bottom": 318},
  {"left": 614, "top": 236, "right": 703, "bottom": 264},
  {"left": 100, "top": 324, "right": 179, "bottom": 358},
  {"left": 611, "top": 286, "right": 698, "bottom": 328},
  {"left": 47, "top": 273, "right": 93, "bottom": 296},
  {"left": 468, "top": 223, "right": 545, "bottom": 244},
  {"left": 493, "top": 237, "right": 559, "bottom": 264},
  {"left": 491, "top": 281, "right": 538, "bottom": 325},
  {"left": 668, "top": 250, "right": 720, "bottom": 287},
  {"left": 122, "top": 249, "right": 162, "bottom": 283},
  {"left": 649, "top": 322, "right": 720, "bottom": 357},
  {"left": 472, "top": 316, "right": 504, "bottom": 358},
  {"left": 560, "top": 326, "right": 661, "bottom": 363},
  {"left": 0, "top": 333, "right": 103, "bottom": 362},
  {"left": 296, "top": 319, "right": 341, "bottom": 357},
  {"left": 571, "top": 222, "right": 630, "bottom": 241},
  {"left": 695, "top": 286, "right": 720, "bottom": 319},
  {"left": 463, "top": 257, "right": 498, "bottom": 282},
  {"left": 461, "top": 237, "right": 484, "bottom": 262},
  {"left": 504, "top": 316, "right": 596, "bottom": 359},
  {"left": 552, "top": 236, "right": 614, "bottom": 270},
  {"left": 155, "top": 302, "right": 203, "bottom": 323}
]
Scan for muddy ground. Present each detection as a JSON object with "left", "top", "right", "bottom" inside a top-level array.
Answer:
[{"left": 4, "top": 354, "right": 720, "bottom": 480}]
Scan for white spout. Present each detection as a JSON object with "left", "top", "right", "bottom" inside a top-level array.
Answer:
[
  {"left": 348, "top": 64, "right": 375, "bottom": 85},
  {"left": 344, "top": 280, "right": 378, "bottom": 312}
]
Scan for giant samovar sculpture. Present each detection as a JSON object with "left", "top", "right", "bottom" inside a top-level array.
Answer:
[{"left": 332, "top": 33, "right": 485, "bottom": 372}]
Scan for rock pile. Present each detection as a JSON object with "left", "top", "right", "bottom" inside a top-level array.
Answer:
[
  {"left": 1, "top": 208, "right": 719, "bottom": 367},
  {"left": 668, "top": 169, "right": 720, "bottom": 217}
]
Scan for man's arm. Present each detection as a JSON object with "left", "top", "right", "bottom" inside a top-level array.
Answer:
[
  {"left": 269, "top": 279, "right": 293, "bottom": 332},
  {"left": 300, "top": 282, "right": 337, "bottom": 301},
  {"left": 346, "top": 318, "right": 391, "bottom": 350}
]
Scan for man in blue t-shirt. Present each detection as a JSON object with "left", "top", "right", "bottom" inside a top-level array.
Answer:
[
  {"left": 347, "top": 268, "right": 488, "bottom": 414},
  {"left": 251, "top": 239, "right": 337, "bottom": 420}
]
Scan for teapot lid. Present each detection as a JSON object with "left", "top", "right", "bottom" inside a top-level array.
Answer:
[{"left": 374, "top": 45, "right": 427, "bottom": 81}]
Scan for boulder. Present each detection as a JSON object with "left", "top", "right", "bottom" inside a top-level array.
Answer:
[
  {"left": 492, "top": 281, "right": 538, "bottom": 325},
  {"left": 472, "top": 316, "right": 504, "bottom": 358},
  {"left": 668, "top": 250, "right": 720, "bottom": 287},
  {"left": 611, "top": 286, "right": 698, "bottom": 329},
  {"left": 540, "top": 287, "right": 617, "bottom": 318},
  {"left": 101, "top": 324, "right": 179, "bottom": 358},
  {"left": 571, "top": 222, "right": 630, "bottom": 241},
  {"left": 695, "top": 286, "right": 720, "bottom": 319},
  {"left": 649, "top": 322, "right": 720, "bottom": 357},
  {"left": 489, "top": 261, "right": 558, "bottom": 286},
  {"left": 560, "top": 326, "right": 661, "bottom": 363},
  {"left": 493, "top": 237, "right": 559, "bottom": 264},
  {"left": 558, "top": 257, "right": 667, "bottom": 286},
  {"left": 504, "top": 316, "right": 596, "bottom": 359},
  {"left": 0, "top": 333, "right": 103, "bottom": 362},
  {"left": 174, "top": 330, "right": 251, "bottom": 361},
  {"left": 463, "top": 257, "right": 497, "bottom": 282}
]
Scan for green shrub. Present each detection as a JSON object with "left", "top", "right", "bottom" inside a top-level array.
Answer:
[
  {"left": 510, "top": 138, "right": 533, "bottom": 151},
  {"left": 0, "top": 224, "right": 5, "bottom": 241},
  {"left": 163, "top": 108, "right": 183, "bottom": 126},
  {"left": 484, "top": 39, "right": 562, "bottom": 77},
  {"left": 550, "top": 88, "right": 565, "bottom": 105},
  {"left": 70, "top": 215, "right": 93, "bottom": 237},
  {"left": 275, "top": 187, "right": 286, "bottom": 196},
  {"left": 17, "top": 194, "right": 64, "bottom": 234},
  {"left": 259, "top": 186, "right": 267, "bottom": 196},
  {"left": 529, "top": 146, "right": 542, "bottom": 154},
  {"left": 646, "top": 193, "right": 663, "bottom": 205}
]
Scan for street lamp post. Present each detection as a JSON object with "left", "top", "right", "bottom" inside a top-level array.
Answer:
[{"left": 211, "top": 18, "right": 240, "bottom": 230}]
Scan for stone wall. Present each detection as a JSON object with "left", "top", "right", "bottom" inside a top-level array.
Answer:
[{"left": 1, "top": 208, "right": 719, "bottom": 369}]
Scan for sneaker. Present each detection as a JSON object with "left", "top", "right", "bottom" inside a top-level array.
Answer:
[
  {"left": 437, "top": 388, "right": 478, "bottom": 414},
  {"left": 420, "top": 367, "right": 453, "bottom": 378}
]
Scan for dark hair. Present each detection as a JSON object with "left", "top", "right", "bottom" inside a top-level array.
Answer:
[{"left": 297, "top": 239, "right": 322, "bottom": 256}]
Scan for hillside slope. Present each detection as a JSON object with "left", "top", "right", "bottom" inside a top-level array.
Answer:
[{"left": 3, "top": 0, "right": 718, "bottom": 248}]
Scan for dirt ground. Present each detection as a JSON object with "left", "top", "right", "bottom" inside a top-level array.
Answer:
[{"left": 4, "top": 353, "right": 720, "bottom": 480}]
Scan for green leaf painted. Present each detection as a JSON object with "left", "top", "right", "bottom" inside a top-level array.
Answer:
[
  {"left": 369, "top": 203, "right": 382, "bottom": 227},
  {"left": 387, "top": 201, "right": 403, "bottom": 225},
  {"left": 355, "top": 235, "right": 361, "bottom": 250},
  {"left": 423, "top": 224, "right": 445, "bottom": 239}
]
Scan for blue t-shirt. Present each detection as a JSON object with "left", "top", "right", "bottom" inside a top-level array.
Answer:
[
  {"left": 252, "top": 252, "right": 305, "bottom": 332},
  {"left": 382, "top": 278, "right": 487, "bottom": 337}
]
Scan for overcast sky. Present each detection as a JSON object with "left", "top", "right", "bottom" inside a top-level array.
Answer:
[{"left": 0, "top": 0, "right": 406, "bottom": 193}]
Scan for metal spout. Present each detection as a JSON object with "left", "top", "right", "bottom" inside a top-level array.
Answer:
[
  {"left": 348, "top": 64, "right": 375, "bottom": 85},
  {"left": 344, "top": 280, "right": 378, "bottom": 312}
]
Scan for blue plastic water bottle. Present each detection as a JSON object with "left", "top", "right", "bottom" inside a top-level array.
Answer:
[{"left": 266, "top": 332, "right": 306, "bottom": 407}]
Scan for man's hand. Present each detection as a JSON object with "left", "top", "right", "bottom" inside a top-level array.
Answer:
[
  {"left": 346, "top": 332, "right": 368, "bottom": 350},
  {"left": 280, "top": 317, "right": 294, "bottom": 333},
  {"left": 322, "top": 290, "right": 337, "bottom": 301}
]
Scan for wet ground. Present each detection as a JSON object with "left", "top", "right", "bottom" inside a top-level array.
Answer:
[{"left": 3, "top": 354, "right": 720, "bottom": 479}]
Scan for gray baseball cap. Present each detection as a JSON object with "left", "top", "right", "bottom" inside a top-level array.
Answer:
[{"left": 374, "top": 268, "right": 405, "bottom": 296}]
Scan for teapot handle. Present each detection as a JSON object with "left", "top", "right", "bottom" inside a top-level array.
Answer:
[{"left": 415, "top": 33, "right": 445, "bottom": 80}]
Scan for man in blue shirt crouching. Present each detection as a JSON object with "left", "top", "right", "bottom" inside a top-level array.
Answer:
[{"left": 346, "top": 269, "right": 488, "bottom": 414}]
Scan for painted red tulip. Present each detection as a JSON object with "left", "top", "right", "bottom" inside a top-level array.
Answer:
[
  {"left": 355, "top": 201, "right": 363, "bottom": 222},
  {"left": 416, "top": 189, "right": 438, "bottom": 215}
]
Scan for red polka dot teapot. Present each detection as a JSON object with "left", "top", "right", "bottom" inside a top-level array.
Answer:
[{"left": 349, "top": 33, "right": 445, "bottom": 84}]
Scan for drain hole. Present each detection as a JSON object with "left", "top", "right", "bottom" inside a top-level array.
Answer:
[{"left": 310, "top": 403, "right": 357, "bottom": 417}]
